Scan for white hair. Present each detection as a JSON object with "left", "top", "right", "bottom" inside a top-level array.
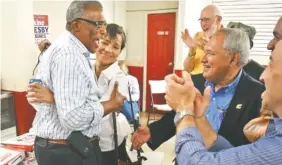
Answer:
[
  {"left": 218, "top": 28, "right": 250, "bottom": 67},
  {"left": 65, "top": 1, "right": 102, "bottom": 30}
]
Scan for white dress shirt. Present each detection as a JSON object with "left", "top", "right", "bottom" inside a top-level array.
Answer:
[
  {"left": 127, "top": 75, "right": 140, "bottom": 102},
  {"left": 94, "top": 62, "right": 132, "bottom": 152}
]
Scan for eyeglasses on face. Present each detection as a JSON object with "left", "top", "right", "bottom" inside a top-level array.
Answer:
[
  {"left": 75, "top": 18, "right": 107, "bottom": 28},
  {"left": 198, "top": 16, "right": 217, "bottom": 22}
]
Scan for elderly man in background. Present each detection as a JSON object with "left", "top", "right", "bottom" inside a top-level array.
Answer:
[
  {"left": 132, "top": 28, "right": 264, "bottom": 154},
  {"left": 181, "top": 4, "right": 223, "bottom": 74},
  {"left": 167, "top": 40, "right": 282, "bottom": 165}
]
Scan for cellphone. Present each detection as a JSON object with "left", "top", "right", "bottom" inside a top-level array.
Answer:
[{"left": 29, "top": 79, "right": 42, "bottom": 84}]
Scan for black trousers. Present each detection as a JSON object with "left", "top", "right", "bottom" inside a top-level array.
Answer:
[
  {"left": 102, "top": 139, "right": 129, "bottom": 165},
  {"left": 34, "top": 137, "right": 83, "bottom": 165},
  {"left": 35, "top": 136, "right": 129, "bottom": 165}
]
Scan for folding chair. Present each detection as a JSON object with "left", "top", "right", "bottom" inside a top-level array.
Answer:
[{"left": 147, "top": 80, "right": 172, "bottom": 125}]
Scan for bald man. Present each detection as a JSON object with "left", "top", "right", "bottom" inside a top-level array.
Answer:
[{"left": 182, "top": 4, "right": 223, "bottom": 74}]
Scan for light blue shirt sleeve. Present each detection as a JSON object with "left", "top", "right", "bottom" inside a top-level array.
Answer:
[
  {"left": 208, "top": 135, "right": 233, "bottom": 152},
  {"left": 175, "top": 125, "right": 282, "bottom": 165}
]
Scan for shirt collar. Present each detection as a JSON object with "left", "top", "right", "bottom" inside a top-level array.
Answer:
[
  {"left": 204, "top": 69, "right": 242, "bottom": 92},
  {"left": 64, "top": 30, "right": 90, "bottom": 57},
  {"left": 274, "top": 118, "right": 282, "bottom": 134},
  {"left": 96, "top": 61, "right": 125, "bottom": 80}
]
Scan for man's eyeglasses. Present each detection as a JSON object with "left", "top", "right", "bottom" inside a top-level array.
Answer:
[
  {"left": 75, "top": 18, "right": 107, "bottom": 28},
  {"left": 198, "top": 16, "right": 217, "bottom": 22}
]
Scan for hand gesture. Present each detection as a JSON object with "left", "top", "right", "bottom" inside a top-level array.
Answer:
[
  {"left": 131, "top": 125, "right": 151, "bottom": 150},
  {"left": 165, "top": 71, "right": 195, "bottom": 111},
  {"left": 181, "top": 29, "right": 196, "bottom": 48},
  {"left": 110, "top": 82, "right": 126, "bottom": 112},
  {"left": 38, "top": 39, "right": 51, "bottom": 52},
  {"left": 182, "top": 29, "right": 208, "bottom": 51},
  {"left": 26, "top": 83, "right": 55, "bottom": 104},
  {"left": 194, "top": 37, "right": 208, "bottom": 50},
  {"left": 194, "top": 86, "right": 211, "bottom": 118}
]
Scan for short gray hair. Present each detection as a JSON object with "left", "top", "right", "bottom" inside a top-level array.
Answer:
[
  {"left": 217, "top": 28, "right": 250, "bottom": 67},
  {"left": 66, "top": 1, "right": 103, "bottom": 30}
]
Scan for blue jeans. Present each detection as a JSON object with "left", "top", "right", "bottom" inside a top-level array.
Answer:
[{"left": 121, "top": 101, "right": 139, "bottom": 121}]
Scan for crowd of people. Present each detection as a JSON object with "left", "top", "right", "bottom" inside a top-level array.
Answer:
[{"left": 26, "top": 1, "right": 282, "bottom": 165}]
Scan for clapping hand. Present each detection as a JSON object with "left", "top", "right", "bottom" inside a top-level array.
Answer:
[{"left": 165, "top": 71, "right": 195, "bottom": 112}]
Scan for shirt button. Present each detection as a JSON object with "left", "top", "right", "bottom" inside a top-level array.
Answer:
[{"left": 213, "top": 98, "right": 215, "bottom": 100}]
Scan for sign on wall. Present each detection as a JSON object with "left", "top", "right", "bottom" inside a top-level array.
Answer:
[{"left": 33, "top": 15, "right": 49, "bottom": 44}]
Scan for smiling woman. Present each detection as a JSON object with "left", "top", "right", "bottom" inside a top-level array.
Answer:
[{"left": 95, "top": 24, "right": 126, "bottom": 69}]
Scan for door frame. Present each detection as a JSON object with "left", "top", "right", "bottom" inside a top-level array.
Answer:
[{"left": 142, "top": 10, "right": 178, "bottom": 111}]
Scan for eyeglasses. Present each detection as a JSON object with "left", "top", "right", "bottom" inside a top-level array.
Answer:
[
  {"left": 75, "top": 18, "right": 107, "bottom": 28},
  {"left": 198, "top": 16, "right": 217, "bottom": 22}
]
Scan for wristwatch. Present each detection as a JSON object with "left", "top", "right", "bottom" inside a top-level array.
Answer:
[{"left": 174, "top": 110, "right": 194, "bottom": 125}]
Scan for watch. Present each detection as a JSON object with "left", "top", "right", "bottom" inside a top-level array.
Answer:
[{"left": 174, "top": 110, "right": 194, "bottom": 125}]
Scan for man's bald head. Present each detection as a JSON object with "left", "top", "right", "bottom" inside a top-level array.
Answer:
[
  {"left": 201, "top": 4, "right": 222, "bottom": 18},
  {"left": 199, "top": 4, "right": 222, "bottom": 34}
]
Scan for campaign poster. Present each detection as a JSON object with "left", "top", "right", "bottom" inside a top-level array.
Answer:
[{"left": 34, "top": 15, "right": 49, "bottom": 44}]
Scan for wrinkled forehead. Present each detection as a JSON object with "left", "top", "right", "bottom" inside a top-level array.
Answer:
[{"left": 200, "top": 9, "right": 214, "bottom": 18}]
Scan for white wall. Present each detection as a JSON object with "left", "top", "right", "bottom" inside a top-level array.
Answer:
[
  {"left": 126, "top": 1, "right": 178, "bottom": 11},
  {"left": 1, "top": 0, "right": 36, "bottom": 91},
  {"left": 113, "top": 1, "right": 127, "bottom": 60}
]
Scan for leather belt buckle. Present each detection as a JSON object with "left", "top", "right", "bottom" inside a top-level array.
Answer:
[{"left": 47, "top": 139, "right": 68, "bottom": 145}]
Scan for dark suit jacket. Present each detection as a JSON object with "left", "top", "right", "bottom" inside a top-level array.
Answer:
[
  {"left": 243, "top": 59, "right": 265, "bottom": 82},
  {"left": 147, "top": 70, "right": 265, "bottom": 150}
]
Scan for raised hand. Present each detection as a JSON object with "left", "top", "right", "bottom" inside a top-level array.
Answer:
[
  {"left": 110, "top": 82, "right": 126, "bottom": 112},
  {"left": 194, "top": 86, "right": 211, "bottom": 118},
  {"left": 195, "top": 37, "right": 208, "bottom": 50},
  {"left": 181, "top": 29, "right": 196, "bottom": 48},
  {"left": 165, "top": 71, "right": 195, "bottom": 112},
  {"left": 131, "top": 125, "right": 151, "bottom": 150}
]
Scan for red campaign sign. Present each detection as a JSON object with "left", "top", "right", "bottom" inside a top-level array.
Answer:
[
  {"left": 34, "top": 15, "right": 48, "bottom": 26},
  {"left": 34, "top": 15, "right": 49, "bottom": 44}
]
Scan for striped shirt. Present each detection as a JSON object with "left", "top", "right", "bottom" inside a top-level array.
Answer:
[
  {"left": 31, "top": 30, "right": 104, "bottom": 139},
  {"left": 176, "top": 118, "right": 282, "bottom": 165}
]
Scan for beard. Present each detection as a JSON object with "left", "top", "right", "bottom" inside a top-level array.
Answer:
[{"left": 204, "top": 23, "right": 220, "bottom": 38}]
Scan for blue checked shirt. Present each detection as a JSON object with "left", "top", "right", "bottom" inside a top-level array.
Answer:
[
  {"left": 31, "top": 30, "right": 104, "bottom": 139},
  {"left": 176, "top": 118, "right": 282, "bottom": 165},
  {"left": 205, "top": 70, "right": 242, "bottom": 132}
]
